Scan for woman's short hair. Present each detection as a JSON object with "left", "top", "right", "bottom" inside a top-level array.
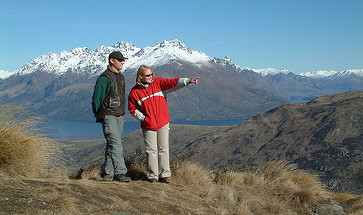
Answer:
[{"left": 136, "top": 65, "right": 155, "bottom": 84}]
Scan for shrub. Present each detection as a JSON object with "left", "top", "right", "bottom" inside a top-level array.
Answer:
[{"left": 0, "top": 105, "right": 55, "bottom": 177}]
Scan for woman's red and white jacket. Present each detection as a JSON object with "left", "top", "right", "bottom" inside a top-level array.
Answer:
[{"left": 128, "top": 77, "right": 190, "bottom": 130}]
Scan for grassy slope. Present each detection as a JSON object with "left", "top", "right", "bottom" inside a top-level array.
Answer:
[{"left": 2, "top": 161, "right": 363, "bottom": 215}]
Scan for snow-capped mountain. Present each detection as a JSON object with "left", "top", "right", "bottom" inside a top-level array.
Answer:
[
  {"left": 11, "top": 39, "right": 216, "bottom": 77},
  {"left": 127, "top": 40, "right": 212, "bottom": 70},
  {"left": 4, "top": 38, "right": 362, "bottom": 80},
  {"left": 0, "top": 39, "right": 289, "bottom": 121},
  {"left": 253, "top": 68, "right": 291, "bottom": 76},
  {"left": 15, "top": 42, "right": 136, "bottom": 76},
  {"left": 299, "top": 69, "right": 363, "bottom": 79},
  {"left": 213, "top": 56, "right": 252, "bottom": 73},
  {"left": 0, "top": 39, "right": 362, "bottom": 121},
  {"left": 0, "top": 70, "right": 15, "bottom": 79}
]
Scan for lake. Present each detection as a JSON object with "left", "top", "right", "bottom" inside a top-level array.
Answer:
[{"left": 44, "top": 118, "right": 245, "bottom": 141}]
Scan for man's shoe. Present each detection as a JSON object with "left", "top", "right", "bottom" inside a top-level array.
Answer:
[
  {"left": 159, "top": 177, "right": 170, "bottom": 183},
  {"left": 102, "top": 176, "right": 114, "bottom": 181},
  {"left": 101, "top": 173, "right": 113, "bottom": 181},
  {"left": 113, "top": 174, "right": 131, "bottom": 182},
  {"left": 147, "top": 178, "right": 157, "bottom": 183}
]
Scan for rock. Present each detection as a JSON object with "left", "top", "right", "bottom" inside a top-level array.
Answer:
[{"left": 315, "top": 205, "right": 346, "bottom": 215}]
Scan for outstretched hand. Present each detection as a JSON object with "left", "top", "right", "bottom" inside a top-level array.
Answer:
[{"left": 189, "top": 77, "right": 200, "bottom": 85}]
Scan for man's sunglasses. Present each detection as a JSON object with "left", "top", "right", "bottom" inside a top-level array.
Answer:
[{"left": 116, "top": 59, "right": 125, "bottom": 62}]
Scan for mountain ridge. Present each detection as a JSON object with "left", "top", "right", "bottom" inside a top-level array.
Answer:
[
  {"left": 0, "top": 39, "right": 362, "bottom": 121},
  {"left": 2, "top": 39, "right": 363, "bottom": 79},
  {"left": 0, "top": 40, "right": 289, "bottom": 121}
]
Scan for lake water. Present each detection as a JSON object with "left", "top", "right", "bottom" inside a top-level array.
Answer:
[{"left": 44, "top": 118, "right": 245, "bottom": 141}]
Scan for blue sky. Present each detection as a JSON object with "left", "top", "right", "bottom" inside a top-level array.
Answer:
[{"left": 1, "top": 0, "right": 362, "bottom": 74}]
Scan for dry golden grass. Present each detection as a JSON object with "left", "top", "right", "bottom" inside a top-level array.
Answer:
[
  {"left": 2, "top": 156, "right": 362, "bottom": 214},
  {"left": 78, "top": 164, "right": 102, "bottom": 181},
  {"left": 259, "top": 161, "right": 334, "bottom": 207},
  {"left": 71, "top": 158, "right": 341, "bottom": 214},
  {"left": 337, "top": 192, "right": 359, "bottom": 203},
  {"left": 51, "top": 194, "right": 80, "bottom": 214},
  {"left": 172, "top": 161, "right": 215, "bottom": 200},
  {"left": 0, "top": 105, "right": 56, "bottom": 178},
  {"left": 211, "top": 160, "right": 336, "bottom": 215},
  {"left": 336, "top": 193, "right": 363, "bottom": 215},
  {"left": 164, "top": 160, "right": 340, "bottom": 215}
]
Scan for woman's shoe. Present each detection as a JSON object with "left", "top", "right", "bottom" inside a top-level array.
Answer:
[
  {"left": 159, "top": 177, "right": 170, "bottom": 183},
  {"left": 147, "top": 178, "right": 157, "bottom": 183}
]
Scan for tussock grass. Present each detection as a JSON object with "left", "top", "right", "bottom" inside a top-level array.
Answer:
[
  {"left": 337, "top": 192, "right": 358, "bottom": 203},
  {"left": 79, "top": 164, "right": 103, "bottom": 181},
  {"left": 172, "top": 161, "right": 215, "bottom": 198},
  {"left": 76, "top": 154, "right": 339, "bottom": 214},
  {"left": 51, "top": 194, "right": 80, "bottom": 214},
  {"left": 203, "top": 160, "right": 335, "bottom": 214},
  {"left": 336, "top": 193, "right": 363, "bottom": 215},
  {"left": 260, "top": 161, "right": 334, "bottom": 207},
  {"left": 2, "top": 147, "right": 359, "bottom": 214},
  {"left": 0, "top": 105, "right": 56, "bottom": 178}
]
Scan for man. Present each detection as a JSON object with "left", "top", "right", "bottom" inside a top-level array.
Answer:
[{"left": 92, "top": 51, "right": 131, "bottom": 182}]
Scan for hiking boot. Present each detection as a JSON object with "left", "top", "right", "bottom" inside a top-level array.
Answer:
[
  {"left": 101, "top": 173, "right": 113, "bottom": 181},
  {"left": 102, "top": 175, "right": 114, "bottom": 181},
  {"left": 159, "top": 177, "right": 170, "bottom": 183},
  {"left": 147, "top": 178, "right": 157, "bottom": 183},
  {"left": 113, "top": 174, "right": 131, "bottom": 182}
]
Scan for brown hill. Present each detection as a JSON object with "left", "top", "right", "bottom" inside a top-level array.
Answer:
[{"left": 177, "top": 91, "right": 363, "bottom": 194}]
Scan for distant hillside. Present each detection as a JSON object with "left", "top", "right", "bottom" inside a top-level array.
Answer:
[
  {"left": 178, "top": 91, "right": 363, "bottom": 194},
  {"left": 262, "top": 72, "right": 363, "bottom": 102}
]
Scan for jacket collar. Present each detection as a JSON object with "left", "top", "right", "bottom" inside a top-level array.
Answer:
[
  {"left": 107, "top": 65, "right": 121, "bottom": 74},
  {"left": 137, "top": 82, "right": 150, "bottom": 89}
]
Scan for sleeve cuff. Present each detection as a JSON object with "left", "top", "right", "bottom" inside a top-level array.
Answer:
[{"left": 133, "top": 109, "right": 146, "bottom": 121}]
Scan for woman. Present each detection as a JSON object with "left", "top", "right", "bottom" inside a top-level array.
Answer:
[{"left": 128, "top": 65, "right": 199, "bottom": 183}]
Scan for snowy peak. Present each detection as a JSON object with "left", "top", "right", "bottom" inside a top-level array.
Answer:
[
  {"left": 16, "top": 41, "right": 141, "bottom": 76},
  {"left": 17, "top": 47, "right": 108, "bottom": 76},
  {"left": 11, "top": 39, "right": 214, "bottom": 77},
  {"left": 213, "top": 56, "right": 293, "bottom": 76},
  {"left": 299, "top": 69, "right": 363, "bottom": 79},
  {"left": 156, "top": 39, "right": 192, "bottom": 54},
  {"left": 125, "top": 39, "right": 212, "bottom": 70},
  {"left": 112, "top": 41, "right": 140, "bottom": 55},
  {"left": 212, "top": 56, "right": 251, "bottom": 73},
  {"left": 0, "top": 70, "right": 15, "bottom": 79},
  {"left": 253, "top": 68, "right": 291, "bottom": 77},
  {"left": 4, "top": 39, "right": 363, "bottom": 80}
]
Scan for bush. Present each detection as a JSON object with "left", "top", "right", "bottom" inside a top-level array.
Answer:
[{"left": 0, "top": 105, "right": 55, "bottom": 177}]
